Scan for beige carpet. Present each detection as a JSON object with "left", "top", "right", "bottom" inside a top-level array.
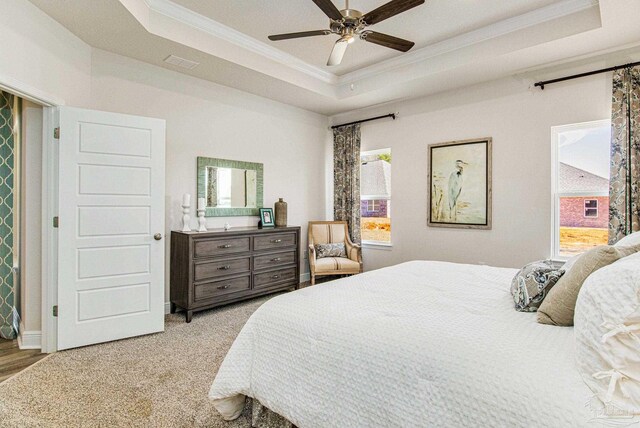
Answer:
[{"left": 0, "top": 295, "right": 278, "bottom": 427}]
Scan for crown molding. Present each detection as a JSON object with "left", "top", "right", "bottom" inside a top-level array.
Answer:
[
  {"left": 140, "top": 0, "right": 599, "bottom": 90},
  {"left": 337, "top": 0, "right": 600, "bottom": 85},
  {"left": 143, "top": 0, "right": 337, "bottom": 84}
]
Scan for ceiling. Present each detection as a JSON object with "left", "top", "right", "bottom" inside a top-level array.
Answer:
[
  {"left": 171, "top": 0, "right": 561, "bottom": 75},
  {"left": 26, "top": 0, "right": 640, "bottom": 115}
]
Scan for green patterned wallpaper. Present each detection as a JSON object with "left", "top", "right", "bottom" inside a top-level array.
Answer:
[{"left": 0, "top": 92, "right": 16, "bottom": 339}]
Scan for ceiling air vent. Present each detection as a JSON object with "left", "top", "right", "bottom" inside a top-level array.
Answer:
[{"left": 164, "top": 54, "right": 200, "bottom": 70}]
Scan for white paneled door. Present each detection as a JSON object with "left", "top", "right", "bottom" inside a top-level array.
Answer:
[{"left": 56, "top": 107, "right": 165, "bottom": 350}]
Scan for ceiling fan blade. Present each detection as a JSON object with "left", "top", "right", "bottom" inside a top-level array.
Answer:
[
  {"left": 327, "top": 40, "right": 349, "bottom": 66},
  {"left": 268, "top": 30, "right": 331, "bottom": 41},
  {"left": 362, "top": 0, "right": 425, "bottom": 26},
  {"left": 312, "top": 0, "right": 344, "bottom": 21},
  {"left": 360, "top": 31, "right": 415, "bottom": 52}
]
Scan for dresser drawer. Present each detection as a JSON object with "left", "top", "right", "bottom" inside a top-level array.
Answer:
[
  {"left": 194, "top": 276, "right": 250, "bottom": 301},
  {"left": 253, "top": 233, "right": 297, "bottom": 251},
  {"left": 194, "top": 257, "right": 251, "bottom": 282},
  {"left": 253, "top": 251, "right": 296, "bottom": 271},
  {"left": 194, "top": 237, "right": 250, "bottom": 258},
  {"left": 253, "top": 267, "right": 297, "bottom": 288}
]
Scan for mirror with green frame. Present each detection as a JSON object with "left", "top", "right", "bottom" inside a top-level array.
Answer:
[{"left": 197, "top": 157, "right": 264, "bottom": 217}]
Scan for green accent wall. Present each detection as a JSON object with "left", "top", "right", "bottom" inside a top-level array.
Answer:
[{"left": 0, "top": 92, "right": 15, "bottom": 339}]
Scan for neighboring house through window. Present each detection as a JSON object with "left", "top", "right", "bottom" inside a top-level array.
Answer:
[
  {"left": 551, "top": 120, "right": 610, "bottom": 259},
  {"left": 360, "top": 149, "right": 391, "bottom": 245}
]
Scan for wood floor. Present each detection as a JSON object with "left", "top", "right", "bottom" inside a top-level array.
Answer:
[{"left": 0, "top": 338, "right": 46, "bottom": 383}]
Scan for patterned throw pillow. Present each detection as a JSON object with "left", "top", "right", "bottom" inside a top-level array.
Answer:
[
  {"left": 315, "top": 243, "right": 347, "bottom": 259},
  {"left": 510, "top": 260, "right": 564, "bottom": 312}
]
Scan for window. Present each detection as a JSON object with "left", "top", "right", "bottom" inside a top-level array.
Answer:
[
  {"left": 366, "top": 200, "right": 380, "bottom": 212},
  {"left": 360, "top": 149, "right": 391, "bottom": 245},
  {"left": 552, "top": 120, "right": 610, "bottom": 259},
  {"left": 584, "top": 199, "right": 598, "bottom": 218}
]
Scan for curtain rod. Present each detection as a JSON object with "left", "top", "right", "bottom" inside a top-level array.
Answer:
[
  {"left": 331, "top": 113, "right": 397, "bottom": 129},
  {"left": 534, "top": 60, "right": 640, "bottom": 90}
]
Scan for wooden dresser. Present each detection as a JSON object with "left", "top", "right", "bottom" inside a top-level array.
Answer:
[{"left": 170, "top": 226, "right": 301, "bottom": 322}]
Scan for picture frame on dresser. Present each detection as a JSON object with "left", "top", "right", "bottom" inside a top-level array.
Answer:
[
  {"left": 259, "top": 208, "right": 275, "bottom": 228},
  {"left": 170, "top": 226, "right": 301, "bottom": 322}
]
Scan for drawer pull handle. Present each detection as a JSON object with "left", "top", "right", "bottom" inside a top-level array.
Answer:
[
  {"left": 218, "top": 265, "right": 231, "bottom": 270},
  {"left": 219, "top": 244, "right": 232, "bottom": 249},
  {"left": 271, "top": 257, "right": 282, "bottom": 262},
  {"left": 272, "top": 275, "right": 280, "bottom": 279},
  {"left": 217, "top": 284, "right": 231, "bottom": 290},
  {"left": 271, "top": 239, "right": 283, "bottom": 243}
]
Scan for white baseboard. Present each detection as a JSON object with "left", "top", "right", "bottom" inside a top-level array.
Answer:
[
  {"left": 164, "top": 273, "right": 311, "bottom": 314},
  {"left": 18, "top": 330, "right": 42, "bottom": 350}
]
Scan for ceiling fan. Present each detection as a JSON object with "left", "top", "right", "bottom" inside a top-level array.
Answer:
[{"left": 268, "top": 0, "right": 425, "bottom": 66}]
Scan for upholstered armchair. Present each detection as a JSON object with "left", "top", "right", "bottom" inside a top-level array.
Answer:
[{"left": 308, "top": 221, "right": 363, "bottom": 285}]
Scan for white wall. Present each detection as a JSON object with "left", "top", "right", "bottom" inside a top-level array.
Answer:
[
  {"left": 330, "top": 75, "right": 612, "bottom": 270},
  {"left": 89, "top": 50, "right": 329, "bottom": 298},
  {"left": 0, "top": 0, "right": 92, "bottom": 107}
]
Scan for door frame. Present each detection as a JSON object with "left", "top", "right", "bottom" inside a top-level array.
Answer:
[
  {"left": 41, "top": 106, "right": 59, "bottom": 353},
  {"left": 0, "top": 73, "right": 63, "bottom": 353}
]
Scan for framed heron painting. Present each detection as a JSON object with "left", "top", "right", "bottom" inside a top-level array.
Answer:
[{"left": 428, "top": 138, "right": 492, "bottom": 229}]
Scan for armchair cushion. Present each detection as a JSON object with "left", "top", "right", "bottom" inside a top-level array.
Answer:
[
  {"left": 314, "top": 257, "right": 360, "bottom": 273},
  {"left": 315, "top": 243, "right": 347, "bottom": 259}
]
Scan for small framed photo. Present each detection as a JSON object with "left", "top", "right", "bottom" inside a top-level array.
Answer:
[{"left": 259, "top": 208, "right": 275, "bottom": 228}]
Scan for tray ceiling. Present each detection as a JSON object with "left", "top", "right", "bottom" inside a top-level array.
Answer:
[
  {"left": 26, "top": 0, "right": 640, "bottom": 115},
  {"left": 172, "top": 0, "right": 561, "bottom": 75}
]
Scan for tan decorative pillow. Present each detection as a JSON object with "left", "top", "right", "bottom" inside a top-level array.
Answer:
[{"left": 537, "top": 244, "right": 640, "bottom": 326}]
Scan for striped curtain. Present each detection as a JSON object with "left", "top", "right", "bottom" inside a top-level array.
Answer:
[
  {"left": 609, "top": 66, "right": 640, "bottom": 243},
  {"left": 0, "top": 91, "right": 17, "bottom": 339},
  {"left": 333, "top": 124, "right": 361, "bottom": 243}
]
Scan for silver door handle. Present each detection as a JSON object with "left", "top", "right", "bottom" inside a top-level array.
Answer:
[
  {"left": 271, "top": 257, "right": 281, "bottom": 262},
  {"left": 217, "top": 284, "right": 231, "bottom": 290},
  {"left": 154, "top": 233, "right": 162, "bottom": 241},
  {"left": 219, "top": 244, "right": 231, "bottom": 249},
  {"left": 218, "top": 265, "right": 231, "bottom": 270},
  {"left": 271, "top": 239, "right": 282, "bottom": 243}
]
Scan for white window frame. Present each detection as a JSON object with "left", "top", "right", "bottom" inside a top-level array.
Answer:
[
  {"left": 551, "top": 119, "right": 610, "bottom": 261},
  {"left": 584, "top": 199, "right": 598, "bottom": 218},
  {"left": 361, "top": 148, "right": 392, "bottom": 247}
]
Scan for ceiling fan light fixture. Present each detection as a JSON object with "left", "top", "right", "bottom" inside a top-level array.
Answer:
[{"left": 340, "top": 35, "right": 355, "bottom": 44}]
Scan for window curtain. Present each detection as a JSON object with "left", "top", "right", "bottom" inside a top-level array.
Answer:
[
  {"left": 609, "top": 66, "right": 640, "bottom": 244},
  {"left": 0, "top": 91, "right": 17, "bottom": 340},
  {"left": 333, "top": 124, "right": 361, "bottom": 243}
]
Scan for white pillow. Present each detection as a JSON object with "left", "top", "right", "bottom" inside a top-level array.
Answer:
[
  {"left": 574, "top": 252, "right": 640, "bottom": 415},
  {"left": 614, "top": 231, "right": 640, "bottom": 248}
]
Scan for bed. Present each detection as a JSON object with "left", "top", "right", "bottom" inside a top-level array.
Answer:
[{"left": 209, "top": 261, "right": 595, "bottom": 427}]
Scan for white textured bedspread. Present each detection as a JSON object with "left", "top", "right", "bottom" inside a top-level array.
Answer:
[{"left": 209, "top": 261, "right": 595, "bottom": 427}]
